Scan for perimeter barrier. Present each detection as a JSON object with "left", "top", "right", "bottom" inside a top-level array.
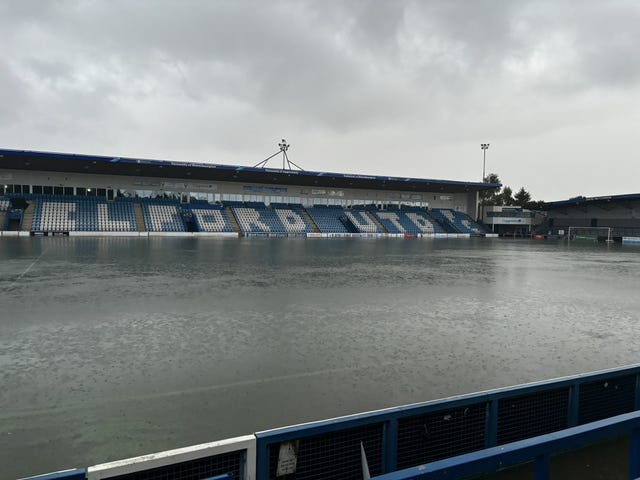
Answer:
[
  {"left": 370, "top": 411, "right": 640, "bottom": 480},
  {"left": 254, "top": 363, "right": 640, "bottom": 480},
  {"left": 21, "top": 364, "right": 640, "bottom": 480}
]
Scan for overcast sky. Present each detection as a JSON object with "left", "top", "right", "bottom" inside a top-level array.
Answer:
[{"left": 1, "top": 1, "right": 639, "bottom": 200}]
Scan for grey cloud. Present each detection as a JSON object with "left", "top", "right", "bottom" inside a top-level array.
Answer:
[{"left": 1, "top": 0, "right": 640, "bottom": 199}]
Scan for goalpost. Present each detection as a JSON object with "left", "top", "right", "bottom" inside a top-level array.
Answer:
[{"left": 567, "top": 226, "right": 613, "bottom": 243}]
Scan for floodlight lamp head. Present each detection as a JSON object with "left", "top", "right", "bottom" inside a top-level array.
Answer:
[{"left": 278, "top": 139, "right": 290, "bottom": 152}]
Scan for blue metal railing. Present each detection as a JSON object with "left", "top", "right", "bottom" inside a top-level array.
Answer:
[
  {"left": 370, "top": 410, "right": 640, "bottom": 480},
  {"left": 255, "top": 363, "right": 640, "bottom": 480}
]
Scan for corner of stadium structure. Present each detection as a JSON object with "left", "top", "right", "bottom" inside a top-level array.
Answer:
[
  {"left": 538, "top": 192, "right": 640, "bottom": 243},
  {"left": 0, "top": 147, "right": 499, "bottom": 238}
]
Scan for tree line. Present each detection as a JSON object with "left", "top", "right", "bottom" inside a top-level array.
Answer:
[{"left": 479, "top": 173, "right": 543, "bottom": 210}]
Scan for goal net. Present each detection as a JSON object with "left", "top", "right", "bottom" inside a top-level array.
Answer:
[{"left": 567, "top": 226, "right": 612, "bottom": 242}]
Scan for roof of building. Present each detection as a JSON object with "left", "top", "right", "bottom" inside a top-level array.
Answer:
[
  {"left": 543, "top": 193, "right": 640, "bottom": 209},
  {"left": 0, "top": 148, "right": 500, "bottom": 194}
]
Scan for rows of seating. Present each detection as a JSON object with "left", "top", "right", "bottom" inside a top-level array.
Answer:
[
  {"left": 371, "top": 208, "right": 446, "bottom": 234},
  {"left": 271, "top": 204, "right": 315, "bottom": 234},
  {"left": 190, "top": 205, "right": 235, "bottom": 233},
  {"left": 230, "top": 203, "right": 314, "bottom": 234},
  {"left": 305, "top": 206, "right": 350, "bottom": 233},
  {"left": 6, "top": 194, "right": 491, "bottom": 235},
  {"left": 429, "top": 208, "right": 487, "bottom": 235},
  {"left": 141, "top": 201, "right": 186, "bottom": 232},
  {"left": 342, "top": 210, "right": 382, "bottom": 233},
  {"left": 32, "top": 197, "right": 137, "bottom": 232}
]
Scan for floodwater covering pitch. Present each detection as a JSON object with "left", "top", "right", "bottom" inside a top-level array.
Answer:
[{"left": 1, "top": 237, "right": 640, "bottom": 478}]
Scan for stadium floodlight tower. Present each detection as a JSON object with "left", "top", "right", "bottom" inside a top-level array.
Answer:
[
  {"left": 481, "top": 143, "right": 490, "bottom": 182},
  {"left": 253, "top": 139, "right": 304, "bottom": 171},
  {"left": 478, "top": 143, "right": 490, "bottom": 221}
]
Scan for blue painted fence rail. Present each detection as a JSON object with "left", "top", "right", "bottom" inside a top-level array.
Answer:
[
  {"left": 370, "top": 410, "right": 640, "bottom": 480},
  {"left": 255, "top": 363, "right": 640, "bottom": 480}
]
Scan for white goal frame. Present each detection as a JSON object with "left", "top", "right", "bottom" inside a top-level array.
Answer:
[{"left": 567, "top": 226, "right": 612, "bottom": 242}]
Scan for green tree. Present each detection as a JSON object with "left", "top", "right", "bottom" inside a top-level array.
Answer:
[
  {"left": 525, "top": 199, "right": 545, "bottom": 210},
  {"left": 480, "top": 173, "right": 502, "bottom": 206},
  {"left": 501, "top": 186, "right": 514, "bottom": 206},
  {"left": 480, "top": 174, "right": 540, "bottom": 210},
  {"left": 514, "top": 187, "right": 532, "bottom": 207}
]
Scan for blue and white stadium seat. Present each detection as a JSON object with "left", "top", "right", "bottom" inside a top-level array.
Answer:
[
  {"left": 271, "top": 204, "right": 314, "bottom": 234},
  {"left": 141, "top": 200, "right": 187, "bottom": 232},
  {"left": 342, "top": 209, "right": 382, "bottom": 233},
  {"left": 305, "top": 206, "right": 350, "bottom": 233},
  {"left": 31, "top": 196, "right": 137, "bottom": 232},
  {"left": 97, "top": 200, "right": 136, "bottom": 231},
  {"left": 372, "top": 208, "right": 446, "bottom": 234},
  {"left": 429, "top": 208, "right": 487, "bottom": 235},
  {"left": 0, "top": 197, "right": 9, "bottom": 211},
  {"left": 231, "top": 204, "right": 281, "bottom": 234},
  {"left": 229, "top": 203, "right": 313, "bottom": 234},
  {"left": 190, "top": 205, "right": 235, "bottom": 233}
]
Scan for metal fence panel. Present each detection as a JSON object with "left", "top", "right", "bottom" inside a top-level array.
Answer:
[
  {"left": 396, "top": 402, "right": 486, "bottom": 469},
  {"left": 266, "top": 423, "right": 384, "bottom": 480},
  {"left": 579, "top": 374, "right": 636, "bottom": 425},
  {"left": 497, "top": 387, "right": 569, "bottom": 444}
]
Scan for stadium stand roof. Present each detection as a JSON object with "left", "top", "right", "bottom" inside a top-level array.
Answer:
[
  {"left": 543, "top": 193, "right": 640, "bottom": 209},
  {"left": 0, "top": 148, "right": 500, "bottom": 194}
]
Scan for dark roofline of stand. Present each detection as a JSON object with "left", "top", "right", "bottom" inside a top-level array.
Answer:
[
  {"left": 0, "top": 148, "right": 501, "bottom": 194},
  {"left": 542, "top": 192, "right": 640, "bottom": 209}
]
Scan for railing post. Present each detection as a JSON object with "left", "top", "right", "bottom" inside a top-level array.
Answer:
[
  {"left": 634, "top": 373, "right": 640, "bottom": 410},
  {"left": 629, "top": 427, "right": 640, "bottom": 480},
  {"left": 568, "top": 383, "right": 580, "bottom": 427},
  {"left": 485, "top": 400, "right": 498, "bottom": 448},
  {"left": 384, "top": 419, "right": 398, "bottom": 473},
  {"left": 534, "top": 453, "right": 550, "bottom": 480},
  {"left": 255, "top": 440, "right": 269, "bottom": 480}
]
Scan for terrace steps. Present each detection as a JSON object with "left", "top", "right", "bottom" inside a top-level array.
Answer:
[
  {"left": 367, "top": 211, "right": 388, "bottom": 233},
  {"left": 225, "top": 206, "right": 242, "bottom": 235},
  {"left": 21, "top": 206, "right": 34, "bottom": 231},
  {"left": 301, "top": 209, "right": 321, "bottom": 233},
  {"left": 133, "top": 203, "right": 147, "bottom": 232}
]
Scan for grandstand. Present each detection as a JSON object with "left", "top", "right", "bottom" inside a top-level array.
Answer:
[
  {"left": 542, "top": 193, "right": 640, "bottom": 241},
  {"left": 0, "top": 148, "right": 496, "bottom": 237}
]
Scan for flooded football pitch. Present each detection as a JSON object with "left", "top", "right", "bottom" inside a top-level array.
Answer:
[{"left": 1, "top": 237, "right": 639, "bottom": 478}]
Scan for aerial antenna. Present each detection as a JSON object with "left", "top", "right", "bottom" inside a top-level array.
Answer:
[{"left": 253, "top": 139, "right": 304, "bottom": 170}]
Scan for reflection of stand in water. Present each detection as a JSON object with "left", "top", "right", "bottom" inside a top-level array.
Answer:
[{"left": 253, "top": 139, "right": 304, "bottom": 171}]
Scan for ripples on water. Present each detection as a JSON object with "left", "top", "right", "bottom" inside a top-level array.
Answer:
[{"left": 1, "top": 237, "right": 639, "bottom": 477}]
